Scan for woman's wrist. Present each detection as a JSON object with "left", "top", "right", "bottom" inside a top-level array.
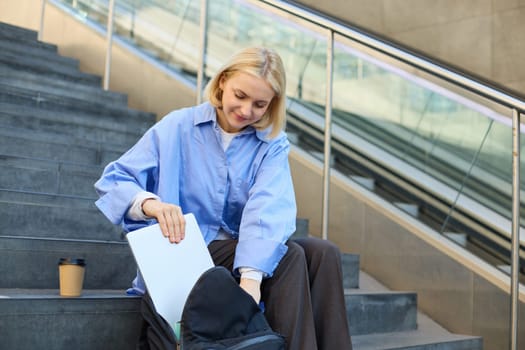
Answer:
[
  {"left": 239, "top": 278, "right": 261, "bottom": 304},
  {"left": 141, "top": 197, "right": 159, "bottom": 217},
  {"left": 127, "top": 192, "right": 159, "bottom": 220}
]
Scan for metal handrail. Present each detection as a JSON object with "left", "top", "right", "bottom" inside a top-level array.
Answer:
[
  {"left": 196, "top": 0, "right": 208, "bottom": 104},
  {"left": 38, "top": 0, "right": 46, "bottom": 41},
  {"left": 262, "top": 0, "right": 525, "bottom": 113},
  {"left": 511, "top": 109, "right": 521, "bottom": 350},
  {"left": 103, "top": 0, "right": 115, "bottom": 91},
  {"left": 321, "top": 30, "right": 333, "bottom": 241}
]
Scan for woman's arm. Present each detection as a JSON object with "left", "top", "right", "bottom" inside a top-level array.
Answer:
[
  {"left": 94, "top": 125, "right": 162, "bottom": 226},
  {"left": 234, "top": 135, "right": 297, "bottom": 277}
]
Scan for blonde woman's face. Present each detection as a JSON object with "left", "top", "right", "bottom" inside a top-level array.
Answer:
[{"left": 217, "top": 72, "right": 275, "bottom": 133}]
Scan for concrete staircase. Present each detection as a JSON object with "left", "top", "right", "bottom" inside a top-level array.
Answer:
[{"left": 0, "top": 21, "right": 482, "bottom": 349}]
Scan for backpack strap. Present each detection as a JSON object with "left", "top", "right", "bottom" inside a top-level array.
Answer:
[{"left": 139, "top": 291, "right": 179, "bottom": 350}]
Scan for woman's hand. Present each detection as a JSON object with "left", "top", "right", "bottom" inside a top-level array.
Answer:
[
  {"left": 239, "top": 278, "right": 261, "bottom": 304},
  {"left": 142, "top": 199, "right": 185, "bottom": 243}
]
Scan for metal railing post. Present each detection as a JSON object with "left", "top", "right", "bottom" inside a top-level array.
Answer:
[
  {"left": 103, "top": 0, "right": 116, "bottom": 91},
  {"left": 321, "top": 31, "right": 334, "bottom": 240},
  {"left": 196, "top": 0, "right": 208, "bottom": 104},
  {"left": 510, "top": 108, "right": 521, "bottom": 350},
  {"left": 38, "top": 0, "right": 46, "bottom": 41}
]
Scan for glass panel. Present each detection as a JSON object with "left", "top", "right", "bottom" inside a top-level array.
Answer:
[
  {"left": 112, "top": 0, "right": 200, "bottom": 76},
  {"left": 331, "top": 34, "right": 519, "bottom": 214},
  {"left": 56, "top": 0, "right": 112, "bottom": 29},
  {"left": 55, "top": 0, "right": 201, "bottom": 78},
  {"left": 203, "top": 0, "right": 327, "bottom": 101}
]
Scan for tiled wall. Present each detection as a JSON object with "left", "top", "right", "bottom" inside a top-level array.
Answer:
[{"left": 297, "top": 0, "right": 525, "bottom": 97}]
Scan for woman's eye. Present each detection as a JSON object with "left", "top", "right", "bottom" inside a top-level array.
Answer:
[{"left": 235, "top": 93, "right": 245, "bottom": 99}]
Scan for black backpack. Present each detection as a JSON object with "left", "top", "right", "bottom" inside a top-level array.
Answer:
[{"left": 179, "top": 266, "right": 285, "bottom": 350}]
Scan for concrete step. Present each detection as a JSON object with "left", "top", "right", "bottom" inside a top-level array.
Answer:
[
  {"left": 0, "top": 188, "right": 314, "bottom": 241},
  {"left": 342, "top": 253, "right": 417, "bottom": 335},
  {"left": 0, "top": 40, "right": 79, "bottom": 70},
  {"left": 0, "top": 55, "right": 101, "bottom": 86},
  {"left": 0, "top": 21, "right": 38, "bottom": 41},
  {"left": 0, "top": 24, "right": 98, "bottom": 89},
  {"left": 0, "top": 65, "right": 128, "bottom": 105},
  {"left": 0, "top": 287, "right": 482, "bottom": 350},
  {"left": 345, "top": 289, "right": 417, "bottom": 336},
  {"left": 351, "top": 272, "right": 483, "bottom": 349},
  {"left": 0, "top": 289, "right": 142, "bottom": 350},
  {"left": 0, "top": 23, "right": 57, "bottom": 54},
  {"left": 0, "top": 154, "right": 103, "bottom": 197},
  {"left": 352, "top": 313, "right": 483, "bottom": 350},
  {"left": 0, "top": 85, "right": 155, "bottom": 125},
  {"left": 342, "top": 253, "right": 360, "bottom": 289},
  {"left": 0, "top": 128, "right": 126, "bottom": 167},
  {"left": 0, "top": 107, "right": 147, "bottom": 146},
  {"left": 0, "top": 190, "right": 122, "bottom": 241},
  {"left": 0, "top": 236, "right": 135, "bottom": 289},
  {"left": 290, "top": 217, "right": 310, "bottom": 239},
  {"left": 0, "top": 122, "right": 131, "bottom": 153},
  {"left": 0, "top": 275, "right": 478, "bottom": 349}
]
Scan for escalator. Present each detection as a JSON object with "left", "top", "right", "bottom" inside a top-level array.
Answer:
[{"left": 286, "top": 98, "right": 525, "bottom": 277}]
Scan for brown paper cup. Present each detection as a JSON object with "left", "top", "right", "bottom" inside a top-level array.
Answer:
[{"left": 58, "top": 258, "right": 86, "bottom": 297}]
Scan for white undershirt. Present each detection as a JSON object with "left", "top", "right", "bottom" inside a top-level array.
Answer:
[{"left": 219, "top": 126, "right": 238, "bottom": 151}]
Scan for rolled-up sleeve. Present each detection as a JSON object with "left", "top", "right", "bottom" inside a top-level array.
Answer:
[
  {"left": 234, "top": 138, "right": 297, "bottom": 277},
  {"left": 94, "top": 130, "right": 160, "bottom": 225}
]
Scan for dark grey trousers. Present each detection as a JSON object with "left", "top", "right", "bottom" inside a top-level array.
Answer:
[{"left": 138, "top": 237, "right": 353, "bottom": 350}]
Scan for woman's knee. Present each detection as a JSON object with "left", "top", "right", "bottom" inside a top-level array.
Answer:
[
  {"left": 273, "top": 240, "right": 308, "bottom": 275},
  {"left": 285, "top": 240, "right": 307, "bottom": 262},
  {"left": 262, "top": 241, "right": 309, "bottom": 295},
  {"left": 295, "top": 237, "right": 341, "bottom": 260}
]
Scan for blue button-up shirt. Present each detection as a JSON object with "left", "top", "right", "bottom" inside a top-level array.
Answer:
[{"left": 95, "top": 102, "right": 296, "bottom": 284}]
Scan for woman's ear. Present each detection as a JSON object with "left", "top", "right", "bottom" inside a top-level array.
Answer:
[{"left": 219, "top": 73, "right": 226, "bottom": 90}]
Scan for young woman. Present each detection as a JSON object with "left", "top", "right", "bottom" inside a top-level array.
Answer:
[{"left": 94, "top": 47, "right": 352, "bottom": 350}]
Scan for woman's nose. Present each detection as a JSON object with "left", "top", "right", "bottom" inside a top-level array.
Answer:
[{"left": 240, "top": 102, "right": 252, "bottom": 117}]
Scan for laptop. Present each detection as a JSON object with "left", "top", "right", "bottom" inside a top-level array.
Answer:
[{"left": 126, "top": 213, "right": 214, "bottom": 331}]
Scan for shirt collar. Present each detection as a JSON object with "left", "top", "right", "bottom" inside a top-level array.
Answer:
[{"left": 194, "top": 102, "right": 271, "bottom": 143}]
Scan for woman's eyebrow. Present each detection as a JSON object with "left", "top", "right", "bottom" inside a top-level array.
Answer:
[{"left": 234, "top": 88, "right": 271, "bottom": 104}]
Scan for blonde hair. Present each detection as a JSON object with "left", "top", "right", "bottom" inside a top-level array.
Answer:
[{"left": 205, "top": 47, "right": 287, "bottom": 139}]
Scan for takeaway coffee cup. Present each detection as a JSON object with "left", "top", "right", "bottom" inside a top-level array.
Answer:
[{"left": 58, "top": 258, "right": 86, "bottom": 297}]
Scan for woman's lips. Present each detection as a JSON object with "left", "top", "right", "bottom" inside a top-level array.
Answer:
[{"left": 234, "top": 113, "right": 247, "bottom": 122}]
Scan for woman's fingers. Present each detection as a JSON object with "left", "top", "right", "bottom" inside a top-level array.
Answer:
[
  {"left": 142, "top": 199, "right": 186, "bottom": 244},
  {"left": 167, "top": 205, "right": 185, "bottom": 243},
  {"left": 174, "top": 207, "right": 186, "bottom": 241}
]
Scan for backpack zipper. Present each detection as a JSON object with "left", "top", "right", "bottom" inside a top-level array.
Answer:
[{"left": 227, "top": 334, "right": 283, "bottom": 350}]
